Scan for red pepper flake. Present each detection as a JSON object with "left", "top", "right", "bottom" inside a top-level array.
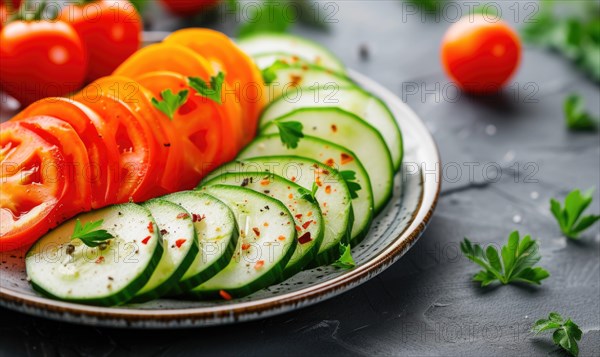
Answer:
[
  {"left": 175, "top": 239, "right": 187, "bottom": 248},
  {"left": 176, "top": 213, "right": 190, "bottom": 219},
  {"left": 295, "top": 225, "right": 302, "bottom": 232},
  {"left": 219, "top": 290, "right": 232, "bottom": 300},
  {"left": 341, "top": 153, "right": 354, "bottom": 165},
  {"left": 302, "top": 220, "right": 313, "bottom": 230},
  {"left": 147, "top": 222, "right": 154, "bottom": 233},
  {"left": 325, "top": 158, "right": 335, "bottom": 167},
  {"left": 289, "top": 74, "right": 302, "bottom": 87},
  {"left": 295, "top": 213, "right": 303, "bottom": 219},
  {"left": 331, "top": 124, "right": 338, "bottom": 133},
  {"left": 325, "top": 185, "right": 332, "bottom": 194},
  {"left": 242, "top": 243, "right": 251, "bottom": 250},
  {"left": 315, "top": 175, "right": 323, "bottom": 187},
  {"left": 291, "top": 176, "right": 296, "bottom": 182},
  {"left": 252, "top": 227, "right": 260, "bottom": 236},
  {"left": 288, "top": 193, "right": 294, "bottom": 199},
  {"left": 95, "top": 256, "right": 105, "bottom": 264},
  {"left": 192, "top": 213, "right": 206, "bottom": 222},
  {"left": 307, "top": 211, "right": 313, "bottom": 217},
  {"left": 298, "top": 232, "right": 312, "bottom": 244},
  {"left": 260, "top": 179, "right": 270, "bottom": 186},
  {"left": 278, "top": 235, "right": 286, "bottom": 241},
  {"left": 263, "top": 222, "right": 269, "bottom": 227},
  {"left": 141, "top": 236, "right": 151, "bottom": 245},
  {"left": 254, "top": 260, "right": 265, "bottom": 270}
]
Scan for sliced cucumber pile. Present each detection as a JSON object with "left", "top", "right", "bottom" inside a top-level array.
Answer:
[
  {"left": 262, "top": 108, "right": 394, "bottom": 213},
  {"left": 237, "top": 33, "right": 346, "bottom": 73},
  {"left": 190, "top": 185, "right": 297, "bottom": 299},
  {"left": 162, "top": 191, "right": 238, "bottom": 294},
  {"left": 238, "top": 135, "right": 373, "bottom": 246},
  {"left": 25, "top": 33, "right": 405, "bottom": 306},
  {"left": 132, "top": 199, "right": 198, "bottom": 303},
  {"left": 260, "top": 86, "right": 403, "bottom": 171},
  {"left": 204, "top": 156, "right": 354, "bottom": 265},
  {"left": 262, "top": 62, "right": 354, "bottom": 101},
  {"left": 26, "top": 204, "right": 163, "bottom": 306}
]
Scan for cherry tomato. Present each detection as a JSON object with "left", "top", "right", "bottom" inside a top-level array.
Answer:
[
  {"left": 58, "top": 0, "right": 141, "bottom": 83},
  {"left": 165, "top": 28, "right": 265, "bottom": 144},
  {"left": 441, "top": 15, "right": 521, "bottom": 93},
  {"left": 136, "top": 71, "right": 234, "bottom": 189},
  {"left": 11, "top": 98, "right": 120, "bottom": 208},
  {"left": 1, "top": 121, "right": 66, "bottom": 251},
  {"left": 73, "top": 90, "right": 160, "bottom": 203},
  {"left": 0, "top": 20, "right": 87, "bottom": 106},
  {"left": 160, "top": 0, "right": 219, "bottom": 17}
]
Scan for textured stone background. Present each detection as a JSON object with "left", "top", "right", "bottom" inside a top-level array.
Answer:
[{"left": 1, "top": 1, "right": 599, "bottom": 356}]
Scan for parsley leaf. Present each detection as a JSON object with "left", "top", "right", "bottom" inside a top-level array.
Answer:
[
  {"left": 261, "top": 60, "right": 289, "bottom": 85},
  {"left": 297, "top": 183, "right": 316, "bottom": 204},
  {"left": 71, "top": 219, "right": 113, "bottom": 248},
  {"left": 460, "top": 231, "right": 550, "bottom": 287},
  {"left": 339, "top": 170, "right": 362, "bottom": 199},
  {"left": 550, "top": 188, "right": 600, "bottom": 239},
  {"left": 532, "top": 312, "right": 583, "bottom": 357},
  {"left": 275, "top": 120, "right": 304, "bottom": 149},
  {"left": 237, "top": 1, "right": 293, "bottom": 38},
  {"left": 564, "top": 94, "right": 599, "bottom": 131},
  {"left": 188, "top": 72, "right": 225, "bottom": 105},
  {"left": 333, "top": 243, "right": 355, "bottom": 269},
  {"left": 521, "top": 1, "right": 600, "bottom": 82},
  {"left": 151, "top": 89, "right": 189, "bottom": 120}
]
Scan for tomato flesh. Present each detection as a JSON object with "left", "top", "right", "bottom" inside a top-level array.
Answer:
[{"left": 11, "top": 98, "right": 119, "bottom": 208}]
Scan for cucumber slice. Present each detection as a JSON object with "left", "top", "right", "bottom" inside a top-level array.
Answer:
[
  {"left": 238, "top": 33, "right": 345, "bottom": 73},
  {"left": 25, "top": 204, "right": 163, "bottom": 306},
  {"left": 161, "top": 191, "right": 238, "bottom": 294},
  {"left": 201, "top": 172, "right": 325, "bottom": 277},
  {"left": 259, "top": 86, "right": 403, "bottom": 171},
  {"left": 239, "top": 135, "right": 373, "bottom": 246},
  {"left": 262, "top": 107, "right": 394, "bottom": 213},
  {"left": 262, "top": 62, "right": 354, "bottom": 102},
  {"left": 204, "top": 157, "right": 353, "bottom": 265},
  {"left": 131, "top": 199, "right": 199, "bottom": 303},
  {"left": 190, "top": 185, "right": 297, "bottom": 299}
]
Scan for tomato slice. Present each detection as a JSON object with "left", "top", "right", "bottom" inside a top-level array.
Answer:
[
  {"left": 72, "top": 91, "right": 159, "bottom": 202},
  {"left": 136, "top": 71, "right": 233, "bottom": 189},
  {"left": 87, "top": 76, "right": 172, "bottom": 196},
  {"left": 16, "top": 116, "right": 92, "bottom": 216},
  {"left": 113, "top": 43, "right": 214, "bottom": 80},
  {"left": 1, "top": 121, "right": 66, "bottom": 251},
  {"left": 165, "top": 28, "right": 265, "bottom": 144},
  {"left": 11, "top": 97, "right": 120, "bottom": 208}
]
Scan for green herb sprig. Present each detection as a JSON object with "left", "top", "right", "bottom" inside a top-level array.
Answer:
[
  {"left": 71, "top": 219, "right": 113, "bottom": 248},
  {"left": 188, "top": 72, "right": 225, "bottom": 104},
  {"left": 275, "top": 120, "right": 304, "bottom": 149},
  {"left": 151, "top": 89, "right": 189, "bottom": 120},
  {"left": 333, "top": 243, "right": 355, "bottom": 269},
  {"left": 564, "top": 94, "right": 599, "bottom": 131},
  {"left": 339, "top": 170, "right": 362, "bottom": 199},
  {"left": 550, "top": 188, "right": 600, "bottom": 239},
  {"left": 532, "top": 312, "right": 583, "bottom": 357},
  {"left": 460, "top": 231, "right": 550, "bottom": 287}
]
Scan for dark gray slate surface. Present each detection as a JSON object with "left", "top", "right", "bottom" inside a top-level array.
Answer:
[{"left": 1, "top": 1, "right": 599, "bottom": 356}]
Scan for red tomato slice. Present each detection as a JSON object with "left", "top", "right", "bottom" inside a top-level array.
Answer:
[
  {"left": 11, "top": 97, "right": 120, "bottom": 208},
  {"left": 1, "top": 121, "right": 66, "bottom": 251},
  {"left": 165, "top": 28, "right": 265, "bottom": 144},
  {"left": 136, "top": 71, "right": 232, "bottom": 189},
  {"left": 73, "top": 90, "right": 159, "bottom": 202},
  {"left": 89, "top": 76, "right": 172, "bottom": 196},
  {"left": 89, "top": 76, "right": 185, "bottom": 194},
  {"left": 16, "top": 116, "right": 92, "bottom": 216}
]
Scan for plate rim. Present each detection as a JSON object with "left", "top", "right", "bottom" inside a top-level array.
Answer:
[{"left": 0, "top": 69, "right": 441, "bottom": 328}]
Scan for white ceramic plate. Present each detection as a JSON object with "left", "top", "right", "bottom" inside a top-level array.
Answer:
[{"left": 0, "top": 69, "right": 440, "bottom": 328}]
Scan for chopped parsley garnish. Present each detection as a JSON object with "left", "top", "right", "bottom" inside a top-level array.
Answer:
[
  {"left": 333, "top": 243, "right": 355, "bottom": 269},
  {"left": 188, "top": 72, "right": 225, "bottom": 104},
  {"left": 275, "top": 120, "right": 304, "bottom": 149},
  {"left": 71, "top": 219, "right": 113, "bottom": 248},
  {"left": 151, "top": 89, "right": 189, "bottom": 120},
  {"left": 339, "top": 170, "right": 362, "bottom": 199}
]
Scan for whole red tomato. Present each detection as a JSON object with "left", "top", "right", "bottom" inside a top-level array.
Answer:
[
  {"left": 441, "top": 14, "right": 521, "bottom": 94},
  {"left": 58, "top": 0, "right": 141, "bottom": 82},
  {"left": 160, "top": 0, "right": 219, "bottom": 17},
  {"left": 0, "top": 20, "right": 87, "bottom": 106}
]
